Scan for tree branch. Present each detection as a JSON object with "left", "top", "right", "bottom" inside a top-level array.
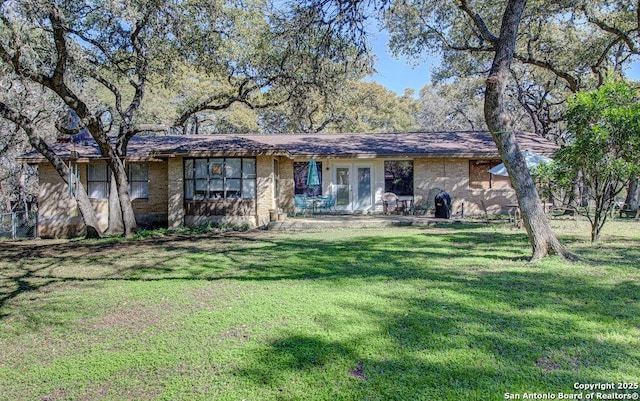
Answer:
[
  {"left": 458, "top": 0, "right": 499, "bottom": 45},
  {"left": 67, "top": 27, "right": 134, "bottom": 79},
  {"left": 48, "top": 6, "right": 69, "bottom": 87},
  {"left": 584, "top": 8, "right": 640, "bottom": 55},
  {"left": 124, "top": 12, "right": 152, "bottom": 119},
  {"left": 54, "top": 119, "right": 86, "bottom": 136},
  {"left": 513, "top": 53, "right": 580, "bottom": 92},
  {"left": 83, "top": 68, "right": 124, "bottom": 116}
]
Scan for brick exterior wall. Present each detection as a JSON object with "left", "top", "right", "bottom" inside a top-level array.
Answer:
[
  {"left": 131, "top": 161, "right": 168, "bottom": 227},
  {"left": 413, "top": 158, "right": 516, "bottom": 216},
  {"left": 38, "top": 161, "right": 170, "bottom": 237},
  {"left": 255, "top": 156, "right": 274, "bottom": 226},
  {"left": 254, "top": 156, "right": 296, "bottom": 225},
  {"left": 277, "top": 157, "right": 295, "bottom": 214},
  {"left": 167, "top": 157, "right": 184, "bottom": 228},
  {"left": 37, "top": 163, "right": 88, "bottom": 238},
  {"left": 37, "top": 155, "right": 518, "bottom": 237}
]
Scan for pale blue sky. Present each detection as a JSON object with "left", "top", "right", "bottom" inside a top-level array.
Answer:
[
  {"left": 624, "top": 62, "right": 640, "bottom": 81},
  {"left": 368, "top": 31, "right": 640, "bottom": 96},
  {"left": 366, "top": 31, "right": 436, "bottom": 96}
]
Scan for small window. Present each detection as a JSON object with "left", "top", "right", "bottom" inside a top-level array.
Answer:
[
  {"left": 127, "top": 164, "right": 148, "bottom": 200},
  {"left": 469, "top": 160, "right": 511, "bottom": 189},
  {"left": 87, "top": 164, "right": 109, "bottom": 199}
]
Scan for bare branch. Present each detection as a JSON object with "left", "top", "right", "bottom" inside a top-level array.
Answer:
[
  {"left": 67, "top": 27, "right": 134, "bottom": 78},
  {"left": 83, "top": 68, "right": 124, "bottom": 116}
]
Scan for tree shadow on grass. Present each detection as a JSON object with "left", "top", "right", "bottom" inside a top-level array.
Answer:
[
  {"left": 231, "top": 270, "right": 639, "bottom": 400},
  {"left": 1, "top": 226, "right": 638, "bottom": 399},
  {"left": 233, "top": 296, "right": 637, "bottom": 400},
  {"left": 0, "top": 226, "right": 638, "bottom": 321}
]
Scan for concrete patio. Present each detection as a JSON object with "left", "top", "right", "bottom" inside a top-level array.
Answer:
[{"left": 266, "top": 214, "right": 467, "bottom": 231}]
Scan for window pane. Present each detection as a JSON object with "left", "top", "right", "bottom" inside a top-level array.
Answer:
[
  {"left": 184, "top": 159, "right": 194, "bottom": 179},
  {"left": 210, "top": 179, "right": 224, "bottom": 191},
  {"left": 88, "top": 182, "right": 108, "bottom": 199},
  {"left": 130, "top": 182, "right": 148, "bottom": 200},
  {"left": 294, "top": 161, "right": 322, "bottom": 195},
  {"left": 195, "top": 179, "right": 207, "bottom": 200},
  {"left": 127, "top": 164, "right": 148, "bottom": 199},
  {"left": 227, "top": 178, "right": 241, "bottom": 191},
  {"left": 128, "top": 164, "right": 147, "bottom": 181},
  {"left": 88, "top": 164, "right": 109, "bottom": 199},
  {"left": 226, "top": 159, "right": 241, "bottom": 178},
  {"left": 242, "top": 159, "right": 256, "bottom": 178},
  {"left": 88, "top": 164, "right": 108, "bottom": 181},
  {"left": 185, "top": 158, "right": 259, "bottom": 201},
  {"left": 185, "top": 179, "right": 194, "bottom": 200},
  {"left": 210, "top": 159, "right": 224, "bottom": 177},
  {"left": 294, "top": 162, "right": 307, "bottom": 195},
  {"left": 195, "top": 159, "right": 208, "bottom": 179},
  {"left": 242, "top": 179, "right": 256, "bottom": 199}
]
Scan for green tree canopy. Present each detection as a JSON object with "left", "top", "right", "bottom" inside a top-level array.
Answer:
[
  {"left": 0, "top": 0, "right": 368, "bottom": 237},
  {"left": 548, "top": 78, "right": 640, "bottom": 241},
  {"left": 258, "top": 81, "right": 419, "bottom": 133},
  {"left": 384, "top": 0, "right": 640, "bottom": 139}
]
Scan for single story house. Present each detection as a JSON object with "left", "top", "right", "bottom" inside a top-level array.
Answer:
[{"left": 19, "top": 131, "right": 557, "bottom": 238}]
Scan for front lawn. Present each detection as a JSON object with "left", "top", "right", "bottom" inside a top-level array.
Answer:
[{"left": 0, "top": 220, "right": 639, "bottom": 401}]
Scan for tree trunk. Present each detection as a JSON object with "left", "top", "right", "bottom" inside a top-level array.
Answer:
[
  {"left": 591, "top": 210, "right": 605, "bottom": 243},
  {"left": 624, "top": 175, "right": 639, "bottom": 210},
  {"left": 0, "top": 102, "right": 101, "bottom": 237},
  {"left": 115, "top": 132, "right": 138, "bottom": 237},
  {"left": 110, "top": 156, "right": 137, "bottom": 237},
  {"left": 483, "top": 0, "right": 574, "bottom": 261},
  {"left": 30, "top": 138, "right": 102, "bottom": 238},
  {"left": 91, "top": 131, "right": 137, "bottom": 237},
  {"left": 566, "top": 171, "right": 581, "bottom": 211},
  {"left": 105, "top": 172, "right": 124, "bottom": 235}
]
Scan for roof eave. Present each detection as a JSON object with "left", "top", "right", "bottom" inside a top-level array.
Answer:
[
  {"left": 291, "top": 151, "right": 506, "bottom": 159},
  {"left": 151, "top": 149, "right": 291, "bottom": 158}
]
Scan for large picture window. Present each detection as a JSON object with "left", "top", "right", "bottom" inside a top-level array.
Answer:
[
  {"left": 87, "top": 164, "right": 109, "bottom": 199},
  {"left": 384, "top": 161, "right": 413, "bottom": 196},
  {"left": 469, "top": 160, "right": 511, "bottom": 189},
  {"left": 184, "top": 158, "right": 256, "bottom": 200}
]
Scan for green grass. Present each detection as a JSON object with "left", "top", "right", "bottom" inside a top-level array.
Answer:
[{"left": 0, "top": 220, "right": 639, "bottom": 401}]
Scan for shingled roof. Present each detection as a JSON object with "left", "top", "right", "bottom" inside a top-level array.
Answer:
[{"left": 19, "top": 131, "right": 557, "bottom": 162}]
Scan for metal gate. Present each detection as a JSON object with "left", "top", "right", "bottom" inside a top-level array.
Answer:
[{"left": 0, "top": 211, "right": 38, "bottom": 239}]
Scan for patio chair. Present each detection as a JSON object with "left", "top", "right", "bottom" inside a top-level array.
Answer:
[
  {"left": 318, "top": 195, "right": 336, "bottom": 215},
  {"left": 294, "top": 195, "right": 313, "bottom": 216},
  {"left": 382, "top": 192, "right": 403, "bottom": 215}
]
